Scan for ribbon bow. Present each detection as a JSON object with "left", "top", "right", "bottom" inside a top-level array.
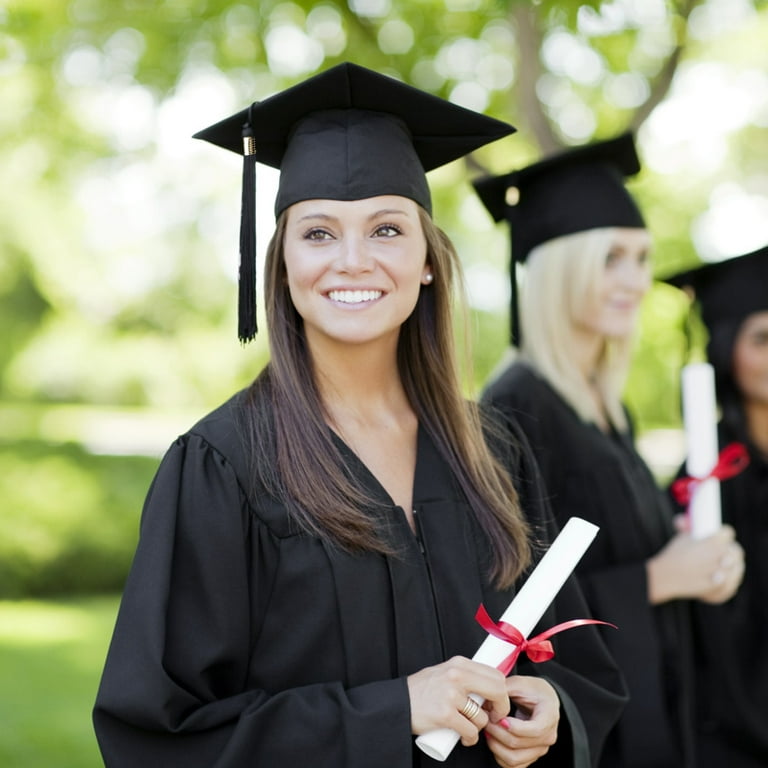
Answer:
[
  {"left": 475, "top": 604, "right": 617, "bottom": 676},
  {"left": 670, "top": 442, "right": 750, "bottom": 508}
]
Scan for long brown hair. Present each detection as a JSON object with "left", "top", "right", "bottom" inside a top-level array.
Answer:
[{"left": 246, "top": 206, "right": 530, "bottom": 588}]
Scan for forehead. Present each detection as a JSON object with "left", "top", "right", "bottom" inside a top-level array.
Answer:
[
  {"left": 286, "top": 195, "right": 421, "bottom": 221},
  {"left": 739, "top": 310, "right": 768, "bottom": 336},
  {"left": 609, "top": 227, "right": 652, "bottom": 250}
]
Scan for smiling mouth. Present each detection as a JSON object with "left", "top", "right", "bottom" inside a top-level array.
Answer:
[{"left": 327, "top": 290, "right": 383, "bottom": 304}]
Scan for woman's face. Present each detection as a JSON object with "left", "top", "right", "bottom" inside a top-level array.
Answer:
[
  {"left": 575, "top": 227, "right": 652, "bottom": 340},
  {"left": 732, "top": 310, "right": 768, "bottom": 406},
  {"left": 283, "top": 195, "right": 430, "bottom": 349}
]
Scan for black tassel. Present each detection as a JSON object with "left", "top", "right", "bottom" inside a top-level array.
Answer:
[
  {"left": 238, "top": 125, "right": 257, "bottom": 343},
  {"left": 509, "top": 251, "right": 520, "bottom": 348}
]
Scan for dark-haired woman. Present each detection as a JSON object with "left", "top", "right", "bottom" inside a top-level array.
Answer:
[
  {"left": 666, "top": 245, "right": 768, "bottom": 767},
  {"left": 92, "top": 63, "right": 625, "bottom": 768}
]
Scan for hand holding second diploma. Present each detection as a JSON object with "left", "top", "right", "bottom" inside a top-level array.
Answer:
[{"left": 646, "top": 521, "right": 744, "bottom": 605}]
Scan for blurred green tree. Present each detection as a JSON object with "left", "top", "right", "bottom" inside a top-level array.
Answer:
[{"left": 1, "top": 0, "right": 767, "bottom": 593}]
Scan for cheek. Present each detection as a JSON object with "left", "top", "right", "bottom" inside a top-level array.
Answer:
[
  {"left": 732, "top": 346, "right": 768, "bottom": 391},
  {"left": 284, "top": 250, "right": 320, "bottom": 289}
]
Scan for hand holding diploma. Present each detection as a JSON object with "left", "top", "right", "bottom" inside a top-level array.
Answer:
[{"left": 414, "top": 516, "right": 607, "bottom": 762}]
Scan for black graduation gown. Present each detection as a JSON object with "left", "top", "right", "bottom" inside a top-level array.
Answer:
[
  {"left": 482, "top": 362, "right": 696, "bottom": 768},
  {"left": 93, "top": 386, "right": 626, "bottom": 767},
  {"left": 670, "top": 423, "right": 768, "bottom": 767}
]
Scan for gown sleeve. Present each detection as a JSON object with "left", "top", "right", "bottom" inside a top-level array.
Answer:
[
  {"left": 486, "top": 406, "right": 628, "bottom": 768},
  {"left": 92, "top": 433, "right": 413, "bottom": 768}
]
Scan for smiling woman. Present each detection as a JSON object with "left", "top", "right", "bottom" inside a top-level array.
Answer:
[
  {"left": 92, "top": 62, "right": 626, "bottom": 768},
  {"left": 283, "top": 196, "right": 429, "bottom": 351}
]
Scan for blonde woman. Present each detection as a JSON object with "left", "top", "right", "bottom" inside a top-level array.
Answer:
[{"left": 474, "top": 134, "right": 744, "bottom": 768}]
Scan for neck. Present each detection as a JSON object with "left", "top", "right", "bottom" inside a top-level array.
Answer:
[
  {"left": 310, "top": 335, "right": 412, "bottom": 427},
  {"left": 568, "top": 328, "right": 617, "bottom": 432},
  {"left": 571, "top": 327, "right": 604, "bottom": 381}
]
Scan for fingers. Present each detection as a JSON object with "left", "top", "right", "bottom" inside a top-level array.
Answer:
[
  {"left": 697, "top": 530, "right": 744, "bottom": 602},
  {"left": 700, "top": 539, "right": 745, "bottom": 603},
  {"left": 407, "top": 656, "right": 510, "bottom": 745},
  {"left": 649, "top": 527, "right": 745, "bottom": 603},
  {"left": 672, "top": 513, "right": 690, "bottom": 534},
  {"left": 484, "top": 676, "right": 560, "bottom": 768}
]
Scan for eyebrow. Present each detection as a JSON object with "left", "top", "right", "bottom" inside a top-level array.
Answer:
[
  {"left": 297, "top": 208, "right": 411, "bottom": 223},
  {"left": 608, "top": 243, "right": 650, "bottom": 256}
]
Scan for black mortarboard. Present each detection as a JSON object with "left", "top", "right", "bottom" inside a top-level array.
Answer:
[
  {"left": 662, "top": 244, "right": 768, "bottom": 333},
  {"left": 471, "top": 132, "right": 645, "bottom": 345},
  {"left": 193, "top": 61, "right": 516, "bottom": 342}
]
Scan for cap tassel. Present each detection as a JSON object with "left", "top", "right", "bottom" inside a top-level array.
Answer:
[
  {"left": 238, "top": 124, "right": 258, "bottom": 342},
  {"left": 510, "top": 254, "right": 520, "bottom": 348}
]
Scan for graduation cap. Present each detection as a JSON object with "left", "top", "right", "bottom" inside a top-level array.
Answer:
[
  {"left": 662, "top": 244, "right": 768, "bottom": 333},
  {"left": 193, "top": 61, "right": 516, "bottom": 342},
  {"left": 472, "top": 133, "right": 645, "bottom": 346}
]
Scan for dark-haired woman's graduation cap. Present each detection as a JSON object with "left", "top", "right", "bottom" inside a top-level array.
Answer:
[
  {"left": 662, "top": 244, "right": 768, "bottom": 333},
  {"left": 472, "top": 133, "right": 645, "bottom": 345},
  {"left": 193, "top": 61, "right": 516, "bottom": 342}
]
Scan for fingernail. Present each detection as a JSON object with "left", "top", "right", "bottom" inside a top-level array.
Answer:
[{"left": 500, "top": 718, "right": 511, "bottom": 729}]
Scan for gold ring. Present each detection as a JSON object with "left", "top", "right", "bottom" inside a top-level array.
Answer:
[{"left": 460, "top": 696, "right": 481, "bottom": 721}]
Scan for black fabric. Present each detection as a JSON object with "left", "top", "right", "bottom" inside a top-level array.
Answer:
[
  {"left": 669, "top": 422, "right": 768, "bottom": 767},
  {"left": 472, "top": 132, "right": 644, "bottom": 263},
  {"left": 93, "top": 385, "right": 626, "bottom": 767},
  {"left": 482, "top": 362, "right": 697, "bottom": 768},
  {"left": 194, "top": 62, "right": 516, "bottom": 217},
  {"left": 662, "top": 244, "right": 768, "bottom": 332}
]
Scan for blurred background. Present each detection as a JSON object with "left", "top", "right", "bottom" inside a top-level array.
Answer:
[{"left": 1, "top": 0, "right": 767, "bottom": 764}]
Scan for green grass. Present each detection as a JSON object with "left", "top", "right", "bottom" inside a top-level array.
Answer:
[{"left": 0, "top": 596, "right": 119, "bottom": 767}]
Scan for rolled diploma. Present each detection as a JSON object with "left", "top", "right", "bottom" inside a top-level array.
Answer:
[
  {"left": 415, "top": 516, "right": 599, "bottom": 762},
  {"left": 681, "top": 362, "right": 721, "bottom": 539}
]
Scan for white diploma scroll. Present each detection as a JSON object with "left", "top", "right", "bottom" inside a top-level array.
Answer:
[
  {"left": 415, "top": 516, "right": 599, "bottom": 762},
  {"left": 681, "top": 362, "right": 722, "bottom": 539}
]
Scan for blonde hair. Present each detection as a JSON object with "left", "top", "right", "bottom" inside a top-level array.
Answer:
[{"left": 519, "top": 227, "right": 641, "bottom": 430}]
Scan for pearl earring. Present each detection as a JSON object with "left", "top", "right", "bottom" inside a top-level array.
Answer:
[{"left": 424, "top": 273, "right": 433, "bottom": 284}]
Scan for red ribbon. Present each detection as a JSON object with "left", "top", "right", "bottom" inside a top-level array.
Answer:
[
  {"left": 670, "top": 442, "right": 750, "bottom": 508},
  {"left": 475, "top": 604, "right": 617, "bottom": 676}
]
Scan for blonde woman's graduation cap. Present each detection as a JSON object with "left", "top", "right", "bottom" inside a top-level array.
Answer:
[{"left": 472, "top": 132, "right": 645, "bottom": 345}]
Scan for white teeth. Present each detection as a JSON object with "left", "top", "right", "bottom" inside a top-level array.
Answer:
[{"left": 328, "top": 290, "right": 382, "bottom": 304}]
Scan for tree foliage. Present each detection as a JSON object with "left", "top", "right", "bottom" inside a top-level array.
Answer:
[{"left": 2, "top": 0, "right": 768, "bottom": 593}]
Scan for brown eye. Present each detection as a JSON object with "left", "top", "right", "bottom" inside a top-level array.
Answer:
[
  {"left": 305, "top": 228, "right": 333, "bottom": 241},
  {"left": 373, "top": 224, "right": 402, "bottom": 237}
]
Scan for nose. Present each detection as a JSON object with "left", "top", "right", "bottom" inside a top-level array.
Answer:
[
  {"left": 335, "top": 235, "right": 374, "bottom": 274},
  {"left": 617, "top": 258, "right": 650, "bottom": 293}
]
